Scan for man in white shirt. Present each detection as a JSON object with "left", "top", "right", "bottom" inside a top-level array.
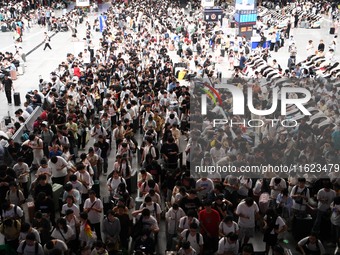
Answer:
[
  {"left": 290, "top": 177, "right": 310, "bottom": 214},
  {"left": 75, "top": 163, "right": 93, "bottom": 203},
  {"left": 312, "top": 182, "right": 336, "bottom": 234},
  {"left": 91, "top": 121, "right": 108, "bottom": 143},
  {"left": 297, "top": 233, "right": 326, "bottom": 255},
  {"left": 180, "top": 222, "right": 204, "bottom": 255},
  {"left": 270, "top": 177, "right": 287, "bottom": 200},
  {"left": 235, "top": 197, "right": 259, "bottom": 245},
  {"left": 165, "top": 203, "right": 186, "bottom": 250},
  {"left": 217, "top": 232, "right": 239, "bottom": 255},
  {"left": 84, "top": 190, "right": 103, "bottom": 241},
  {"left": 17, "top": 233, "right": 44, "bottom": 255},
  {"left": 44, "top": 239, "right": 68, "bottom": 255},
  {"left": 48, "top": 156, "right": 70, "bottom": 185}
]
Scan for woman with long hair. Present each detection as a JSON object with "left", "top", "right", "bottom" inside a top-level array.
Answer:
[{"left": 118, "top": 156, "right": 131, "bottom": 193}]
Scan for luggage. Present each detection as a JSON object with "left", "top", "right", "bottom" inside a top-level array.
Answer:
[
  {"left": 330, "top": 27, "right": 335, "bottom": 34},
  {"left": 92, "top": 180, "right": 100, "bottom": 198},
  {"left": 1, "top": 26, "right": 6, "bottom": 32},
  {"left": 259, "top": 192, "right": 270, "bottom": 214},
  {"left": 14, "top": 92, "right": 21, "bottom": 106},
  {"left": 10, "top": 70, "right": 17, "bottom": 80},
  {"left": 27, "top": 201, "right": 35, "bottom": 222},
  {"left": 4, "top": 111, "right": 11, "bottom": 125},
  {"left": 221, "top": 48, "right": 225, "bottom": 57},
  {"left": 274, "top": 44, "right": 279, "bottom": 52},
  {"left": 17, "top": 66, "right": 24, "bottom": 75},
  {"left": 52, "top": 183, "right": 64, "bottom": 212},
  {"left": 292, "top": 214, "right": 313, "bottom": 242}
]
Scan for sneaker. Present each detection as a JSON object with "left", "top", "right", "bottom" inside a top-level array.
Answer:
[
  {"left": 103, "top": 172, "right": 107, "bottom": 176},
  {"left": 8, "top": 103, "right": 12, "bottom": 106}
]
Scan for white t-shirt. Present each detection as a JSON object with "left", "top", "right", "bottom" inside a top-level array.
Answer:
[
  {"left": 180, "top": 230, "right": 204, "bottom": 255},
  {"left": 49, "top": 156, "right": 69, "bottom": 178},
  {"left": 235, "top": 201, "right": 259, "bottom": 228},
  {"left": 19, "top": 228, "right": 41, "bottom": 243},
  {"left": 83, "top": 198, "right": 103, "bottom": 224},
  {"left": 61, "top": 204, "right": 80, "bottom": 217},
  {"left": 17, "top": 241, "right": 44, "bottom": 255},
  {"left": 270, "top": 178, "right": 287, "bottom": 199},
  {"left": 13, "top": 162, "right": 30, "bottom": 183},
  {"left": 217, "top": 237, "right": 239, "bottom": 255},
  {"left": 139, "top": 202, "right": 162, "bottom": 218},
  {"left": 2, "top": 205, "right": 24, "bottom": 219},
  {"left": 317, "top": 188, "right": 336, "bottom": 212},
  {"left": 51, "top": 225, "right": 75, "bottom": 242},
  {"left": 263, "top": 215, "right": 286, "bottom": 234},
  {"left": 219, "top": 221, "right": 239, "bottom": 236},
  {"left": 298, "top": 237, "right": 326, "bottom": 255},
  {"left": 179, "top": 216, "right": 200, "bottom": 230}
]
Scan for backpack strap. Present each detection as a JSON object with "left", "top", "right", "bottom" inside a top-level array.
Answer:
[
  {"left": 22, "top": 241, "right": 27, "bottom": 253},
  {"left": 35, "top": 242, "right": 39, "bottom": 255}
]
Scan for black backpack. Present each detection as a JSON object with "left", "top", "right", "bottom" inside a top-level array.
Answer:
[
  {"left": 245, "top": 46, "right": 250, "bottom": 54},
  {"left": 22, "top": 241, "right": 39, "bottom": 255},
  {"left": 148, "top": 144, "right": 160, "bottom": 160},
  {"left": 185, "top": 229, "right": 200, "bottom": 244}
]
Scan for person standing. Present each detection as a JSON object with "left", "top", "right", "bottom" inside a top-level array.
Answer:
[
  {"left": 2, "top": 75, "right": 14, "bottom": 105},
  {"left": 83, "top": 190, "right": 103, "bottom": 241},
  {"left": 43, "top": 32, "right": 51, "bottom": 50}
]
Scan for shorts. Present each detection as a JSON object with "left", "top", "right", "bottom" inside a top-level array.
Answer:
[{"left": 239, "top": 227, "right": 255, "bottom": 240}]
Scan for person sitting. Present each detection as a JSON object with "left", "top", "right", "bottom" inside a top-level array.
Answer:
[{"left": 297, "top": 232, "right": 326, "bottom": 255}]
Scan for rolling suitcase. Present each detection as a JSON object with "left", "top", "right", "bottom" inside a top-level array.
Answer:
[
  {"left": 4, "top": 111, "right": 11, "bottom": 125},
  {"left": 1, "top": 26, "right": 6, "bottom": 32},
  {"left": 27, "top": 201, "right": 35, "bottom": 222},
  {"left": 292, "top": 214, "right": 313, "bottom": 242},
  {"left": 52, "top": 183, "right": 64, "bottom": 212},
  {"left": 92, "top": 180, "right": 100, "bottom": 198},
  {"left": 10, "top": 69, "right": 17, "bottom": 80},
  {"left": 14, "top": 92, "right": 21, "bottom": 106},
  {"left": 221, "top": 48, "right": 225, "bottom": 57},
  {"left": 330, "top": 27, "right": 335, "bottom": 34}
]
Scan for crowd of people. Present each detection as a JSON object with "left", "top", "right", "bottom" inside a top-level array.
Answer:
[{"left": 0, "top": 0, "right": 339, "bottom": 254}]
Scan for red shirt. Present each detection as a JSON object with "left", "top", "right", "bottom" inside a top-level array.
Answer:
[
  {"left": 198, "top": 209, "right": 221, "bottom": 237},
  {"left": 74, "top": 67, "right": 81, "bottom": 78}
]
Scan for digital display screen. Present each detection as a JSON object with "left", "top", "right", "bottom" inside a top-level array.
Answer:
[
  {"left": 235, "top": 0, "right": 255, "bottom": 10},
  {"left": 234, "top": 10, "right": 257, "bottom": 24},
  {"left": 240, "top": 13, "right": 257, "bottom": 22}
]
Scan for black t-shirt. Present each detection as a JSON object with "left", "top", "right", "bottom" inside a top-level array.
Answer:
[
  {"left": 179, "top": 196, "right": 202, "bottom": 214},
  {"left": 0, "top": 175, "right": 15, "bottom": 200},
  {"left": 160, "top": 142, "right": 179, "bottom": 163},
  {"left": 98, "top": 140, "right": 110, "bottom": 158}
]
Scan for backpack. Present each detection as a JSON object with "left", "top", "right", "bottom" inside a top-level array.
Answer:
[
  {"left": 6, "top": 190, "right": 20, "bottom": 201},
  {"left": 293, "top": 186, "right": 307, "bottom": 204},
  {"left": 131, "top": 215, "right": 144, "bottom": 240},
  {"left": 1, "top": 205, "right": 19, "bottom": 221},
  {"left": 21, "top": 131, "right": 30, "bottom": 142},
  {"left": 245, "top": 46, "right": 250, "bottom": 54},
  {"left": 22, "top": 240, "right": 39, "bottom": 255},
  {"left": 185, "top": 229, "right": 200, "bottom": 244},
  {"left": 148, "top": 144, "right": 160, "bottom": 160}
]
